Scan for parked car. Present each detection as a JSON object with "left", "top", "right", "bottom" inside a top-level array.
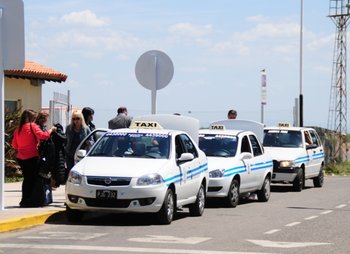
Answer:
[
  {"left": 198, "top": 120, "right": 273, "bottom": 207},
  {"left": 263, "top": 123, "right": 325, "bottom": 191},
  {"left": 65, "top": 115, "right": 208, "bottom": 224}
]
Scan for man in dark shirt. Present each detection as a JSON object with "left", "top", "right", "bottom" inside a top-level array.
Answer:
[{"left": 108, "top": 106, "right": 132, "bottom": 129}]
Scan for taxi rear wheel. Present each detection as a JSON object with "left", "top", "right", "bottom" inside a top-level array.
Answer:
[
  {"left": 189, "top": 184, "right": 205, "bottom": 216},
  {"left": 257, "top": 176, "right": 271, "bottom": 202},
  {"left": 157, "top": 188, "right": 175, "bottom": 224},
  {"left": 225, "top": 179, "right": 239, "bottom": 208}
]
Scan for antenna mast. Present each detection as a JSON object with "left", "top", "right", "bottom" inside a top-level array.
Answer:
[{"left": 328, "top": 0, "right": 350, "bottom": 162}]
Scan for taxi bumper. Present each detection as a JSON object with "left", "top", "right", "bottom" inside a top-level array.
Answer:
[
  {"left": 206, "top": 177, "right": 232, "bottom": 198},
  {"left": 272, "top": 166, "right": 300, "bottom": 183},
  {"left": 65, "top": 182, "right": 167, "bottom": 213}
]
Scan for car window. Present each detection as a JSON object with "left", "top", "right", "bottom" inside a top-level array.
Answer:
[
  {"left": 88, "top": 132, "right": 170, "bottom": 159},
  {"left": 198, "top": 134, "right": 237, "bottom": 157},
  {"left": 309, "top": 130, "right": 321, "bottom": 147},
  {"left": 177, "top": 134, "right": 198, "bottom": 158},
  {"left": 263, "top": 130, "right": 302, "bottom": 148},
  {"left": 248, "top": 134, "right": 262, "bottom": 156},
  {"left": 241, "top": 136, "right": 251, "bottom": 153},
  {"left": 181, "top": 134, "right": 198, "bottom": 157}
]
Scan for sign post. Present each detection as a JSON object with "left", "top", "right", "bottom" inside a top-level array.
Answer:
[
  {"left": 260, "top": 69, "right": 267, "bottom": 124},
  {"left": 135, "top": 50, "right": 174, "bottom": 114},
  {"left": 0, "top": 0, "right": 25, "bottom": 210}
]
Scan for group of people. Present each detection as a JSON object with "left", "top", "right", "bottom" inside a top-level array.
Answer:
[{"left": 11, "top": 106, "right": 99, "bottom": 208}]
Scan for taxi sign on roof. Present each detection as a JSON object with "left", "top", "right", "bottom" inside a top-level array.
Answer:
[
  {"left": 278, "top": 122, "right": 290, "bottom": 128},
  {"left": 209, "top": 124, "right": 226, "bottom": 130},
  {"left": 130, "top": 121, "right": 163, "bottom": 129}
]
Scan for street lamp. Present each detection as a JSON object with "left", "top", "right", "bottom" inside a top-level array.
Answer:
[{"left": 299, "top": 0, "right": 304, "bottom": 127}]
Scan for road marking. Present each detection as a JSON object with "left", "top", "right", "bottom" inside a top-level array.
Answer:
[
  {"left": 18, "top": 231, "right": 107, "bottom": 240},
  {"left": 335, "top": 204, "right": 347, "bottom": 209},
  {"left": 0, "top": 243, "right": 277, "bottom": 254},
  {"left": 247, "top": 239, "right": 332, "bottom": 248},
  {"left": 304, "top": 215, "right": 318, "bottom": 220},
  {"left": 285, "top": 222, "right": 300, "bottom": 227},
  {"left": 128, "top": 235, "right": 211, "bottom": 245},
  {"left": 263, "top": 229, "right": 281, "bottom": 235},
  {"left": 320, "top": 210, "right": 333, "bottom": 215}
]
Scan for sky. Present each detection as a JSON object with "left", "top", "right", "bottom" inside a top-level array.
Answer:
[{"left": 23, "top": 0, "right": 339, "bottom": 129}]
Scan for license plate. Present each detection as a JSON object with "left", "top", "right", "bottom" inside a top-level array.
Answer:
[{"left": 96, "top": 190, "right": 117, "bottom": 199}]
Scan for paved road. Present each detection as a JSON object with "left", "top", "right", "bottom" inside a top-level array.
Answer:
[{"left": 0, "top": 176, "right": 349, "bottom": 254}]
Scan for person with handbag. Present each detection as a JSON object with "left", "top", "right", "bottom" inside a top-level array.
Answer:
[
  {"left": 11, "top": 109, "right": 56, "bottom": 207},
  {"left": 65, "top": 110, "right": 92, "bottom": 172}
]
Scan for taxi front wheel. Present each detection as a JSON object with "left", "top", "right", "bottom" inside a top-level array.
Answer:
[
  {"left": 157, "top": 188, "right": 175, "bottom": 225},
  {"left": 225, "top": 179, "right": 239, "bottom": 208},
  {"left": 293, "top": 169, "right": 304, "bottom": 192},
  {"left": 257, "top": 176, "right": 271, "bottom": 202},
  {"left": 66, "top": 206, "right": 83, "bottom": 222}
]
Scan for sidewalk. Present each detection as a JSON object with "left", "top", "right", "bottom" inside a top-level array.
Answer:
[{"left": 0, "top": 181, "right": 65, "bottom": 233}]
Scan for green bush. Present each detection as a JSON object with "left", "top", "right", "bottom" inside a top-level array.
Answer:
[{"left": 5, "top": 108, "right": 22, "bottom": 179}]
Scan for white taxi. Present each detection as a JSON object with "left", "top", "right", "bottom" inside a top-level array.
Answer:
[
  {"left": 198, "top": 120, "right": 273, "bottom": 207},
  {"left": 65, "top": 115, "right": 208, "bottom": 224},
  {"left": 263, "top": 123, "right": 325, "bottom": 191}
]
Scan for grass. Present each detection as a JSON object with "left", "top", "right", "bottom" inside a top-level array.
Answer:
[
  {"left": 325, "top": 161, "right": 350, "bottom": 176},
  {"left": 5, "top": 176, "right": 23, "bottom": 183}
]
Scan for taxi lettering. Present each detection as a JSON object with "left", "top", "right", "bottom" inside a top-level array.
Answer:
[
  {"left": 131, "top": 121, "right": 163, "bottom": 129},
  {"left": 210, "top": 124, "right": 225, "bottom": 130}
]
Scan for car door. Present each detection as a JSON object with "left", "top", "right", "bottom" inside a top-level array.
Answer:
[
  {"left": 74, "top": 128, "right": 109, "bottom": 163},
  {"left": 174, "top": 134, "right": 201, "bottom": 203},
  {"left": 307, "top": 129, "right": 324, "bottom": 177},
  {"left": 238, "top": 135, "right": 256, "bottom": 192},
  {"left": 248, "top": 134, "right": 267, "bottom": 190}
]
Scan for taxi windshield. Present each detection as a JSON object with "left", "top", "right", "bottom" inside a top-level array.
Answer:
[
  {"left": 88, "top": 132, "right": 170, "bottom": 159},
  {"left": 198, "top": 134, "right": 237, "bottom": 157},
  {"left": 263, "top": 130, "right": 302, "bottom": 148}
]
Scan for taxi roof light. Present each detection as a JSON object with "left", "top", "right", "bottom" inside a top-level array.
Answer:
[
  {"left": 209, "top": 124, "right": 226, "bottom": 130},
  {"left": 278, "top": 122, "right": 290, "bottom": 128},
  {"left": 130, "top": 121, "right": 163, "bottom": 130}
]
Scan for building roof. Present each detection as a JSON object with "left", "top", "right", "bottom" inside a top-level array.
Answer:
[{"left": 4, "top": 60, "right": 67, "bottom": 83}]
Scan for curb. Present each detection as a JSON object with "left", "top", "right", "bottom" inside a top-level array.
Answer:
[{"left": 0, "top": 210, "right": 64, "bottom": 233}]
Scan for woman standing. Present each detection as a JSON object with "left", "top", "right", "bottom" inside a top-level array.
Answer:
[
  {"left": 82, "top": 107, "right": 95, "bottom": 132},
  {"left": 35, "top": 111, "right": 50, "bottom": 131},
  {"left": 65, "top": 110, "right": 93, "bottom": 172},
  {"left": 12, "top": 109, "right": 56, "bottom": 207}
]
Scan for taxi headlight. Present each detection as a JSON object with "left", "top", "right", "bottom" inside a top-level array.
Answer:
[
  {"left": 279, "top": 160, "right": 295, "bottom": 168},
  {"left": 209, "top": 169, "right": 225, "bottom": 178},
  {"left": 67, "top": 170, "right": 82, "bottom": 184},
  {"left": 137, "top": 173, "right": 164, "bottom": 186}
]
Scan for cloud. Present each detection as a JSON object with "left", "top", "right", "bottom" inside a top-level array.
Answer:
[
  {"left": 211, "top": 17, "right": 300, "bottom": 56},
  {"left": 168, "top": 22, "right": 213, "bottom": 37},
  {"left": 59, "top": 10, "right": 110, "bottom": 27},
  {"left": 48, "top": 30, "right": 142, "bottom": 54}
]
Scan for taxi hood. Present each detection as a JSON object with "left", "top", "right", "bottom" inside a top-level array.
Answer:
[
  {"left": 264, "top": 147, "right": 304, "bottom": 161},
  {"left": 72, "top": 157, "right": 169, "bottom": 177}
]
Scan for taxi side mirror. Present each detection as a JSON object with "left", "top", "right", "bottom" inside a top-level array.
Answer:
[
  {"left": 239, "top": 152, "right": 253, "bottom": 160},
  {"left": 306, "top": 144, "right": 317, "bottom": 150},
  {"left": 178, "top": 153, "right": 194, "bottom": 162},
  {"left": 76, "top": 149, "right": 87, "bottom": 159}
]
